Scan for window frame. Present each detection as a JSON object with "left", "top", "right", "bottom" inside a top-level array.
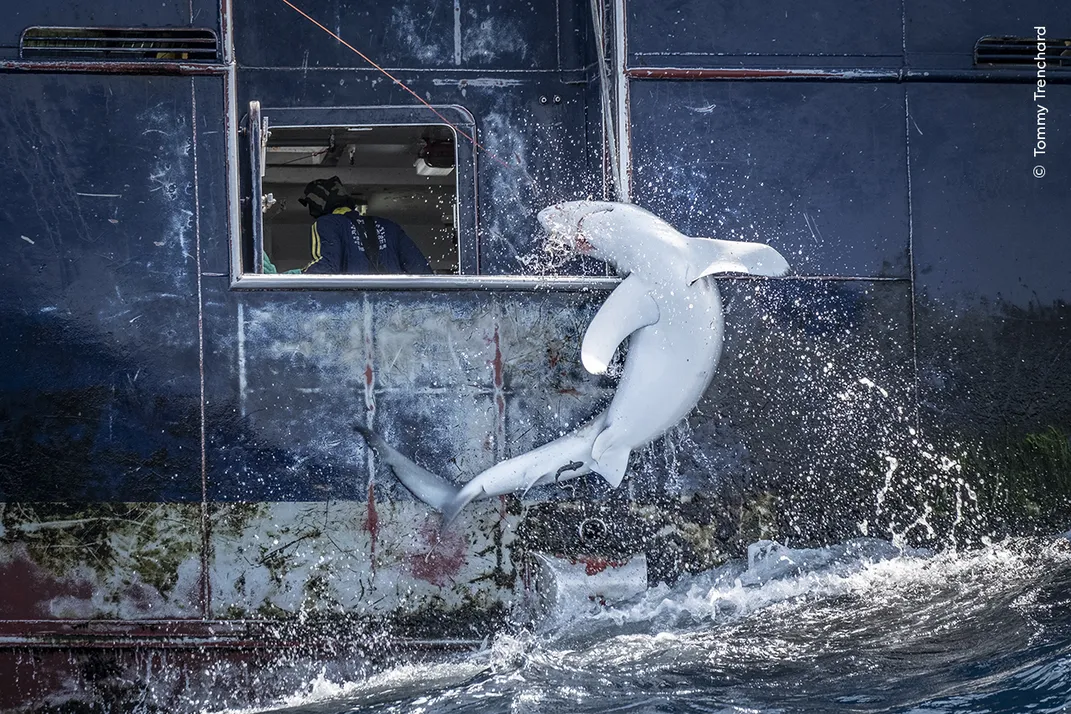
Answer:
[
  {"left": 232, "top": 102, "right": 479, "bottom": 288},
  {"left": 229, "top": 101, "right": 619, "bottom": 291}
]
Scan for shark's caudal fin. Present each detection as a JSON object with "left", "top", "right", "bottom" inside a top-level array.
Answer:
[
  {"left": 358, "top": 414, "right": 608, "bottom": 525},
  {"left": 439, "top": 411, "right": 609, "bottom": 524},
  {"left": 684, "top": 236, "right": 790, "bottom": 284},
  {"left": 354, "top": 425, "right": 460, "bottom": 511}
]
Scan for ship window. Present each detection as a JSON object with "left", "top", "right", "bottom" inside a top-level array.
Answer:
[{"left": 236, "top": 103, "right": 477, "bottom": 285}]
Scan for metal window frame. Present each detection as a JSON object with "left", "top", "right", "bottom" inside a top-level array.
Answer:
[
  {"left": 231, "top": 103, "right": 481, "bottom": 288},
  {"left": 227, "top": 101, "right": 620, "bottom": 291}
]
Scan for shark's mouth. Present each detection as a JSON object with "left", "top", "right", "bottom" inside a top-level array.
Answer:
[
  {"left": 519, "top": 205, "right": 613, "bottom": 272},
  {"left": 542, "top": 226, "right": 574, "bottom": 253},
  {"left": 544, "top": 206, "right": 614, "bottom": 255},
  {"left": 519, "top": 227, "right": 577, "bottom": 272}
]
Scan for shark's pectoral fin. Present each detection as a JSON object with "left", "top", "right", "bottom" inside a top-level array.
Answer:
[
  {"left": 354, "top": 424, "right": 460, "bottom": 511},
  {"left": 684, "top": 237, "right": 790, "bottom": 284},
  {"left": 581, "top": 274, "right": 660, "bottom": 374}
]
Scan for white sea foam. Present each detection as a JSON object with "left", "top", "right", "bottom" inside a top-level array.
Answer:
[
  {"left": 202, "top": 660, "right": 487, "bottom": 714},
  {"left": 579, "top": 537, "right": 1069, "bottom": 632},
  {"left": 207, "top": 536, "right": 1071, "bottom": 714}
]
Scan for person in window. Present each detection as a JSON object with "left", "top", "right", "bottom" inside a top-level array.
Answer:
[{"left": 298, "top": 176, "right": 432, "bottom": 275}]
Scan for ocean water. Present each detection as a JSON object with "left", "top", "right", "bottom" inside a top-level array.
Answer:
[{"left": 217, "top": 535, "right": 1071, "bottom": 714}]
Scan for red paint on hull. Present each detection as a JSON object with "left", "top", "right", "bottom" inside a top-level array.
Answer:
[{"left": 408, "top": 523, "right": 467, "bottom": 587}]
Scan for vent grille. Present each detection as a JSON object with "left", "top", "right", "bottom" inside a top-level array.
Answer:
[
  {"left": 975, "top": 36, "right": 1071, "bottom": 67},
  {"left": 21, "top": 26, "right": 219, "bottom": 61}
]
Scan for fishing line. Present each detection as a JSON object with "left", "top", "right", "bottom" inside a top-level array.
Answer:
[{"left": 280, "top": 0, "right": 516, "bottom": 172}]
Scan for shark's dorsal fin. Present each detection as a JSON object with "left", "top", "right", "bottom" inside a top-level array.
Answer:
[
  {"left": 684, "top": 237, "right": 790, "bottom": 284},
  {"left": 581, "top": 274, "right": 660, "bottom": 375}
]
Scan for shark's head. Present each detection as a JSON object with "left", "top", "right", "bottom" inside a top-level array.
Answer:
[{"left": 537, "top": 201, "right": 671, "bottom": 270}]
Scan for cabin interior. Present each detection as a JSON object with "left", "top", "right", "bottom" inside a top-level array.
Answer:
[{"left": 262, "top": 124, "right": 460, "bottom": 273}]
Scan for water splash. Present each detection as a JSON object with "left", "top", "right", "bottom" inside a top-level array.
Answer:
[{"left": 215, "top": 535, "right": 1071, "bottom": 714}]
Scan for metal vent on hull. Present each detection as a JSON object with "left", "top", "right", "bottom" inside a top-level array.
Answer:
[
  {"left": 20, "top": 27, "right": 219, "bottom": 61},
  {"left": 974, "top": 36, "right": 1071, "bottom": 68}
]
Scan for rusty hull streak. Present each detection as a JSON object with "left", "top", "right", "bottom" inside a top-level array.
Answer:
[
  {"left": 491, "top": 324, "right": 506, "bottom": 461},
  {"left": 0, "top": 60, "right": 228, "bottom": 76}
]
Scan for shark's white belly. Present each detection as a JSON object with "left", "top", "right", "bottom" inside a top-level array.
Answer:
[
  {"left": 368, "top": 201, "right": 789, "bottom": 521},
  {"left": 601, "top": 281, "right": 723, "bottom": 451}
]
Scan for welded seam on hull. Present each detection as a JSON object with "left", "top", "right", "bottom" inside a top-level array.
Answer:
[
  {"left": 625, "top": 67, "right": 901, "bottom": 80},
  {"left": 904, "top": 92, "right": 921, "bottom": 435},
  {"left": 363, "top": 294, "right": 379, "bottom": 576},
  {"left": 192, "top": 77, "right": 212, "bottom": 619},
  {"left": 491, "top": 297, "right": 507, "bottom": 463},
  {"left": 237, "top": 304, "right": 247, "bottom": 417},
  {"left": 901, "top": 0, "right": 921, "bottom": 435},
  {"left": 453, "top": 0, "right": 462, "bottom": 66},
  {"left": 624, "top": 67, "right": 1070, "bottom": 83},
  {"left": 236, "top": 66, "right": 562, "bottom": 73}
]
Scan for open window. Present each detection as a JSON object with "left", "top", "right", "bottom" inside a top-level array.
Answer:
[{"left": 236, "top": 102, "right": 477, "bottom": 286}]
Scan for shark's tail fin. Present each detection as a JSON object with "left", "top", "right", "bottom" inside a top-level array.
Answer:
[
  {"left": 437, "top": 411, "right": 610, "bottom": 524},
  {"left": 354, "top": 424, "right": 461, "bottom": 512},
  {"left": 358, "top": 411, "right": 611, "bottom": 526},
  {"left": 440, "top": 479, "right": 486, "bottom": 527}
]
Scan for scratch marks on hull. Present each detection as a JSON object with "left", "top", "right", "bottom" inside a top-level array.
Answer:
[
  {"left": 453, "top": 0, "right": 462, "bottom": 65},
  {"left": 490, "top": 318, "right": 507, "bottom": 462},
  {"left": 363, "top": 294, "right": 379, "bottom": 568},
  {"left": 237, "top": 302, "right": 247, "bottom": 418}
]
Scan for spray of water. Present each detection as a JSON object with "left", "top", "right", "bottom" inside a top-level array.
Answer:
[
  {"left": 516, "top": 227, "right": 583, "bottom": 274},
  {"left": 205, "top": 534, "right": 1071, "bottom": 714}
]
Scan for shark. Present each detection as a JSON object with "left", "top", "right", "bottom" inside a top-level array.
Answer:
[{"left": 356, "top": 200, "right": 790, "bottom": 524}]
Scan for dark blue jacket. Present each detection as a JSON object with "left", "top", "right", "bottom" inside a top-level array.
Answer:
[{"left": 302, "top": 208, "right": 432, "bottom": 275}]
